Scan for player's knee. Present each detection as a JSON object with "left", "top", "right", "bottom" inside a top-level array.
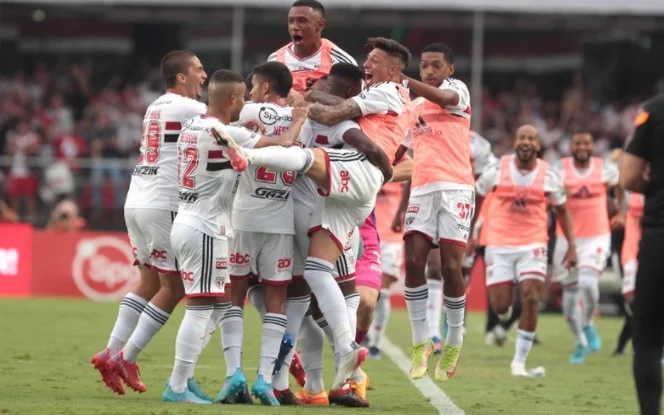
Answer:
[
  {"left": 440, "top": 261, "right": 462, "bottom": 282},
  {"left": 520, "top": 285, "right": 540, "bottom": 306},
  {"left": 406, "top": 253, "right": 427, "bottom": 273}
]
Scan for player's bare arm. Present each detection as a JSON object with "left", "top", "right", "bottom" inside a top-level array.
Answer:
[
  {"left": 390, "top": 156, "right": 413, "bottom": 183},
  {"left": 304, "top": 90, "right": 345, "bottom": 106},
  {"left": 620, "top": 153, "right": 649, "bottom": 193},
  {"left": 402, "top": 75, "right": 459, "bottom": 108},
  {"left": 393, "top": 144, "right": 408, "bottom": 166},
  {"left": 391, "top": 179, "right": 411, "bottom": 232},
  {"left": 553, "top": 202, "right": 578, "bottom": 268},
  {"left": 308, "top": 99, "right": 363, "bottom": 126},
  {"left": 610, "top": 185, "right": 626, "bottom": 230},
  {"left": 342, "top": 128, "right": 393, "bottom": 183}
]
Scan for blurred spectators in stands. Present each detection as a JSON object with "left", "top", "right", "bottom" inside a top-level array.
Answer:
[
  {"left": 4, "top": 119, "right": 40, "bottom": 222},
  {"left": 0, "top": 200, "right": 20, "bottom": 223},
  {"left": 46, "top": 198, "right": 85, "bottom": 232}
]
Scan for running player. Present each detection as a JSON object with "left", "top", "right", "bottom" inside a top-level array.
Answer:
[
  {"left": 214, "top": 37, "right": 410, "bottom": 392},
  {"left": 162, "top": 70, "right": 265, "bottom": 404},
  {"left": 269, "top": 0, "right": 356, "bottom": 94},
  {"left": 367, "top": 181, "right": 404, "bottom": 359},
  {"left": 551, "top": 131, "right": 621, "bottom": 364},
  {"left": 395, "top": 43, "right": 473, "bottom": 381},
  {"left": 474, "top": 124, "right": 577, "bottom": 377},
  {"left": 91, "top": 51, "right": 207, "bottom": 395}
]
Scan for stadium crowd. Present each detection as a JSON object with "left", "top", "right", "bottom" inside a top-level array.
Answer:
[{"left": 0, "top": 60, "right": 642, "bottom": 227}]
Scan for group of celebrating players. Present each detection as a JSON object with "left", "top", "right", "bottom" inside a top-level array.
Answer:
[{"left": 88, "top": 0, "right": 641, "bottom": 408}]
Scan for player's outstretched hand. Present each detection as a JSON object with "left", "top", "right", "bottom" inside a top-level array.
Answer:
[
  {"left": 391, "top": 211, "right": 404, "bottom": 233},
  {"left": 292, "top": 105, "right": 310, "bottom": 123},
  {"left": 242, "top": 119, "right": 267, "bottom": 134},
  {"left": 610, "top": 213, "right": 625, "bottom": 230}
]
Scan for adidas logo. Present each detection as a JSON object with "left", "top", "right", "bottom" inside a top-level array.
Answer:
[{"left": 572, "top": 185, "right": 592, "bottom": 199}]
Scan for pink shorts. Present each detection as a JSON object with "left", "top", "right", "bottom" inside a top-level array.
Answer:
[{"left": 355, "top": 211, "right": 382, "bottom": 291}]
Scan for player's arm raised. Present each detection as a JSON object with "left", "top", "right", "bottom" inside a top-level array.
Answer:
[
  {"left": 308, "top": 99, "right": 363, "bottom": 126},
  {"left": 402, "top": 75, "right": 459, "bottom": 108}
]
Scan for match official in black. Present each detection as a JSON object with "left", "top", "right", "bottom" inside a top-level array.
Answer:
[{"left": 620, "top": 93, "right": 664, "bottom": 415}]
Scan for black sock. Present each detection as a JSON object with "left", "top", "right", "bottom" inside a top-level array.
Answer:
[{"left": 615, "top": 314, "right": 632, "bottom": 354}]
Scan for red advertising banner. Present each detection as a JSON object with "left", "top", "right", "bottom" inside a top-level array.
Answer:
[
  {"left": 32, "top": 231, "right": 140, "bottom": 301},
  {"left": 0, "top": 224, "right": 33, "bottom": 297}
]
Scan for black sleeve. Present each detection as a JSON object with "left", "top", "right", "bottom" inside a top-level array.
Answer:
[{"left": 626, "top": 96, "right": 664, "bottom": 161}]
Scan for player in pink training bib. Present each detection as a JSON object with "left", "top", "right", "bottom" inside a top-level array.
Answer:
[{"left": 354, "top": 210, "right": 382, "bottom": 347}]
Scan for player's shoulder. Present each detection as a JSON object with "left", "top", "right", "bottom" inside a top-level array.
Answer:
[
  {"left": 152, "top": 93, "right": 206, "bottom": 118},
  {"left": 470, "top": 131, "right": 491, "bottom": 149},
  {"left": 328, "top": 42, "right": 357, "bottom": 66},
  {"left": 267, "top": 51, "right": 278, "bottom": 62},
  {"left": 441, "top": 77, "right": 468, "bottom": 89}
]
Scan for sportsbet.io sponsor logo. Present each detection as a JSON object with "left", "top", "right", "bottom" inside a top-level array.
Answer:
[
  {"left": 258, "top": 107, "right": 292, "bottom": 126},
  {"left": 73, "top": 237, "right": 140, "bottom": 301}
]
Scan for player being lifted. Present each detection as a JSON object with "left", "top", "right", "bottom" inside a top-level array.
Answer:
[
  {"left": 392, "top": 43, "right": 473, "bottom": 381},
  {"left": 268, "top": 0, "right": 356, "bottom": 94},
  {"left": 214, "top": 37, "right": 411, "bottom": 392},
  {"left": 92, "top": 51, "right": 207, "bottom": 395},
  {"left": 473, "top": 124, "right": 577, "bottom": 377},
  {"left": 161, "top": 70, "right": 266, "bottom": 404},
  {"left": 551, "top": 131, "right": 622, "bottom": 364}
]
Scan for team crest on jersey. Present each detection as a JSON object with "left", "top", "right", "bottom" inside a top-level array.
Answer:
[{"left": 259, "top": 107, "right": 293, "bottom": 125}]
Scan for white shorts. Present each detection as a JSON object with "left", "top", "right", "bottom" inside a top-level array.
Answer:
[
  {"left": 293, "top": 201, "right": 357, "bottom": 281},
  {"left": 125, "top": 208, "right": 178, "bottom": 274},
  {"left": 622, "top": 261, "right": 637, "bottom": 295},
  {"left": 485, "top": 244, "right": 548, "bottom": 287},
  {"left": 310, "top": 150, "right": 382, "bottom": 251},
  {"left": 229, "top": 231, "right": 293, "bottom": 285},
  {"left": 170, "top": 223, "right": 228, "bottom": 297},
  {"left": 552, "top": 234, "right": 611, "bottom": 285},
  {"left": 404, "top": 189, "right": 475, "bottom": 247},
  {"left": 380, "top": 241, "right": 403, "bottom": 279}
]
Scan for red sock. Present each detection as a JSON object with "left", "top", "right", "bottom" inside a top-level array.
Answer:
[{"left": 355, "top": 329, "right": 368, "bottom": 345}]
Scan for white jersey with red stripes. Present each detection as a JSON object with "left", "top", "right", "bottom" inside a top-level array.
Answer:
[
  {"left": 232, "top": 102, "right": 297, "bottom": 235},
  {"left": 174, "top": 115, "right": 260, "bottom": 240},
  {"left": 470, "top": 131, "right": 497, "bottom": 176},
  {"left": 125, "top": 92, "right": 207, "bottom": 211}
]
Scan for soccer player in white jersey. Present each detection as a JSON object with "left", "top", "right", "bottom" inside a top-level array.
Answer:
[
  {"left": 551, "top": 132, "right": 622, "bottom": 364},
  {"left": 91, "top": 51, "right": 207, "bottom": 395},
  {"left": 214, "top": 37, "right": 410, "bottom": 393},
  {"left": 200, "top": 70, "right": 308, "bottom": 407},
  {"left": 268, "top": 0, "right": 357, "bottom": 95},
  {"left": 161, "top": 70, "right": 265, "bottom": 405},
  {"left": 473, "top": 125, "right": 577, "bottom": 377}
]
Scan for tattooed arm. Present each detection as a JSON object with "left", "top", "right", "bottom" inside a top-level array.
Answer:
[{"left": 308, "top": 99, "right": 363, "bottom": 126}]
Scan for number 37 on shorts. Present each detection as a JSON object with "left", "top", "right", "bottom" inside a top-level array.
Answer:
[{"left": 404, "top": 189, "right": 475, "bottom": 246}]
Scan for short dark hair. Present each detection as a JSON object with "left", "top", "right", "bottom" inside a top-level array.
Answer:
[
  {"left": 329, "top": 63, "right": 364, "bottom": 83},
  {"left": 367, "top": 37, "right": 411, "bottom": 67},
  {"left": 421, "top": 43, "right": 454, "bottom": 64},
  {"left": 161, "top": 50, "right": 196, "bottom": 88},
  {"left": 244, "top": 72, "right": 253, "bottom": 90},
  {"left": 251, "top": 62, "right": 293, "bottom": 98},
  {"left": 291, "top": 0, "right": 325, "bottom": 17},
  {"left": 210, "top": 69, "right": 244, "bottom": 85}
]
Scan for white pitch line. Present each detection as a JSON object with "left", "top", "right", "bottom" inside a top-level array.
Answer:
[{"left": 381, "top": 338, "right": 465, "bottom": 415}]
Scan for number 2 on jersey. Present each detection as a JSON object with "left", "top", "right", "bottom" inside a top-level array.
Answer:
[
  {"left": 138, "top": 121, "right": 161, "bottom": 165},
  {"left": 181, "top": 147, "right": 199, "bottom": 189},
  {"left": 255, "top": 167, "right": 295, "bottom": 186}
]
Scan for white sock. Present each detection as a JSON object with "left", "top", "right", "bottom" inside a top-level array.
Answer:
[
  {"left": 247, "top": 285, "right": 267, "bottom": 320},
  {"left": 259, "top": 313, "right": 287, "bottom": 384},
  {"left": 513, "top": 329, "right": 535, "bottom": 364},
  {"left": 444, "top": 295, "right": 466, "bottom": 347},
  {"left": 122, "top": 302, "right": 170, "bottom": 363},
  {"left": 498, "top": 306, "right": 513, "bottom": 322},
  {"left": 316, "top": 316, "right": 339, "bottom": 374},
  {"left": 245, "top": 146, "right": 314, "bottom": 175},
  {"left": 221, "top": 306, "right": 244, "bottom": 377},
  {"left": 368, "top": 288, "right": 391, "bottom": 348},
  {"left": 405, "top": 285, "right": 429, "bottom": 345},
  {"left": 107, "top": 293, "right": 148, "bottom": 355},
  {"left": 273, "top": 296, "right": 310, "bottom": 391},
  {"left": 304, "top": 258, "right": 354, "bottom": 356},
  {"left": 169, "top": 305, "right": 213, "bottom": 393},
  {"left": 562, "top": 287, "right": 587, "bottom": 347},
  {"left": 426, "top": 279, "right": 443, "bottom": 339},
  {"left": 193, "top": 301, "right": 230, "bottom": 379},
  {"left": 345, "top": 293, "right": 360, "bottom": 335},
  {"left": 299, "top": 313, "right": 326, "bottom": 393},
  {"left": 578, "top": 268, "right": 600, "bottom": 326}
]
